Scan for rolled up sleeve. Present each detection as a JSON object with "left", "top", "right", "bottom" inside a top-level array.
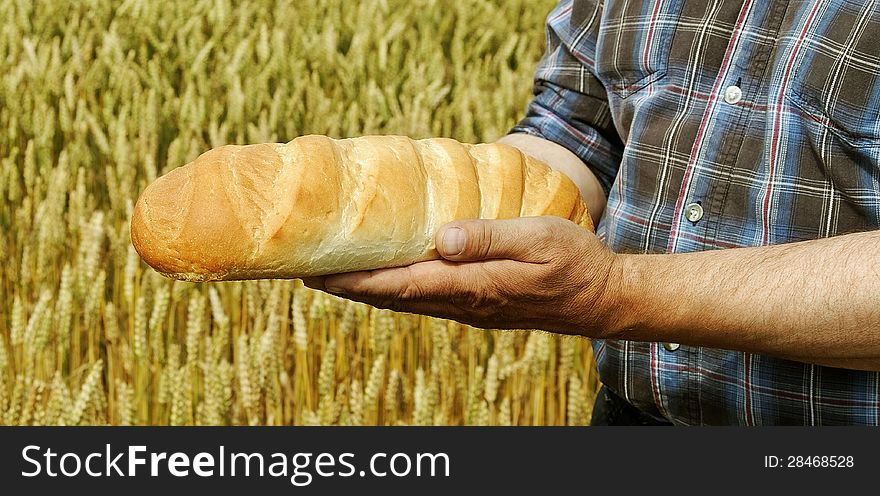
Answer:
[{"left": 510, "top": 0, "right": 623, "bottom": 195}]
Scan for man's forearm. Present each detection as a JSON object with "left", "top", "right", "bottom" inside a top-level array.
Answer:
[
  {"left": 605, "top": 230, "right": 880, "bottom": 371},
  {"left": 497, "top": 133, "right": 607, "bottom": 225}
]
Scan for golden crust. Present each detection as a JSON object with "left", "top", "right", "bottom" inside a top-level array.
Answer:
[{"left": 130, "top": 136, "right": 593, "bottom": 281}]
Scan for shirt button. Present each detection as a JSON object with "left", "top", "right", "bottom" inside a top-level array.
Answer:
[
  {"left": 684, "top": 202, "right": 703, "bottom": 223},
  {"left": 723, "top": 85, "right": 742, "bottom": 105},
  {"left": 663, "top": 342, "right": 680, "bottom": 352}
]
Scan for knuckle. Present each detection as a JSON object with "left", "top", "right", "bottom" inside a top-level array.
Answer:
[
  {"left": 477, "top": 288, "right": 498, "bottom": 307},
  {"left": 538, "top": 220, "right": 560, "bottom": 243},
  {"left": 393, "top": 267, "right": 427, "bottom": 300},
  {"left": 470, "top": 222, "right": 494, "bottom": 259},
  {"left": 452, "top": 283, "right": 507, "bottom": 319},
  {"left": 539, "top": 218, "right": 580, "bottom": 259},
  {"left": 532, "top": 228, "right": 561, "bottom": 259},
  {"left": 397, "top": 280, "right": 424, "bottom": 300}
]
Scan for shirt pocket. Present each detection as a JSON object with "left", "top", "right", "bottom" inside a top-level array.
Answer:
[
  {"left": 593, "top": 0, "right": 682, "bottom": 99},
  {"left": 783, "top": 7, "right": 880, "bottom": 151}
]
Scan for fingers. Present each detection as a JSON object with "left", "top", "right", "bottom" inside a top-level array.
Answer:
[
  {"left": 322, "top": 260, "right": 459, "bottom": 298},
  {"left": 303, "top": 269, "right": 453, "bottom": 316},
  {"left": 301, "top": 216, "right": 580, "bottom": 328},
  {"left": 332, "top": 293, "right": 456, "bottom": 321},
  {"left": 308, "top": 216, "right": 571, "bottom": 294},
  {"left": 334, "top": 283, "right": 509, "bottom": 329},
  {"left": 300, "top": 276, "right": 326, "bottom": 291},
  {"left": 435, "top": 216, "right": 566, "bottom": 263}
]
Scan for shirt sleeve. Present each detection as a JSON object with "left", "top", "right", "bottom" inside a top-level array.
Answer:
[{"left": 510, "top": 0, "right": 623, "bottom": 196}]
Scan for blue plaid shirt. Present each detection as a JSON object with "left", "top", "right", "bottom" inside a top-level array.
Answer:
[{"left": 512, "top": 0, "right": 880, "bottom": 425}]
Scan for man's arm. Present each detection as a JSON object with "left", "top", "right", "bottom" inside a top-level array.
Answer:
[
  {"left": 304, "top": 0, "right": 880, "bottom": 373},
  {"left": 305, "top": 216, "right": 880, "bottom": 372},
  {"left": 497, "top": 133, "right": 607, "bottom": 225},
  {"left": 611, "top": 230, "right": 880, "bottom": 370},
  {"left": 498, "top": 134, "right": 880, "bottom": 369}
]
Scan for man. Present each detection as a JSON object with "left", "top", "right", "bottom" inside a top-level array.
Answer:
[{"left": 306, "top": 0, "right": 880, "bottom": 425}]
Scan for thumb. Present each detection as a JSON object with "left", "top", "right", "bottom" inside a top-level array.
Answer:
[{"left": 435, "top": 218, "right": 549, "bottom": 262}]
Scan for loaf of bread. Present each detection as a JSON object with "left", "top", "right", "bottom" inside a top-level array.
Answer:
[{"left": 131, "top": 135, "right": 593, "bottom": 281}]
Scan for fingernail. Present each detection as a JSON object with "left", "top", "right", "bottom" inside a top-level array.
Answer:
[
  {"left": 440, "top": 227, "right": 466, "bottom": 256},
  {"left": 325, "top": 285, "right": 346, "bottom": 295}
]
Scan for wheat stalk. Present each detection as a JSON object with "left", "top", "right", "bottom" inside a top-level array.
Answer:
[{"left": 0, "top": 0, "right": 598, "bottom": 426}]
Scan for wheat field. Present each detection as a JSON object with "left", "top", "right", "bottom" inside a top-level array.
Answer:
[{"left": 0, "top": 0, "right": 600, "bottom": 426}]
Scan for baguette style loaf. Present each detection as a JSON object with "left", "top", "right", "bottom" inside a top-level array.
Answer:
[{"left": 131, "top": 135, "right": 593, "bottom": 281}]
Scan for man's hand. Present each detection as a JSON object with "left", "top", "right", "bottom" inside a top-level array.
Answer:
[
  {"left": 303, "top": 216, "right": 621, "bottom": 336},
  {"left": 303, "top": 212, "right": 880, "bottom": 370}
]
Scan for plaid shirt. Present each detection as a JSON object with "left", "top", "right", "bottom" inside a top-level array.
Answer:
[{"left": 512, "top": 0, "right": 880, "bottom": 425}]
